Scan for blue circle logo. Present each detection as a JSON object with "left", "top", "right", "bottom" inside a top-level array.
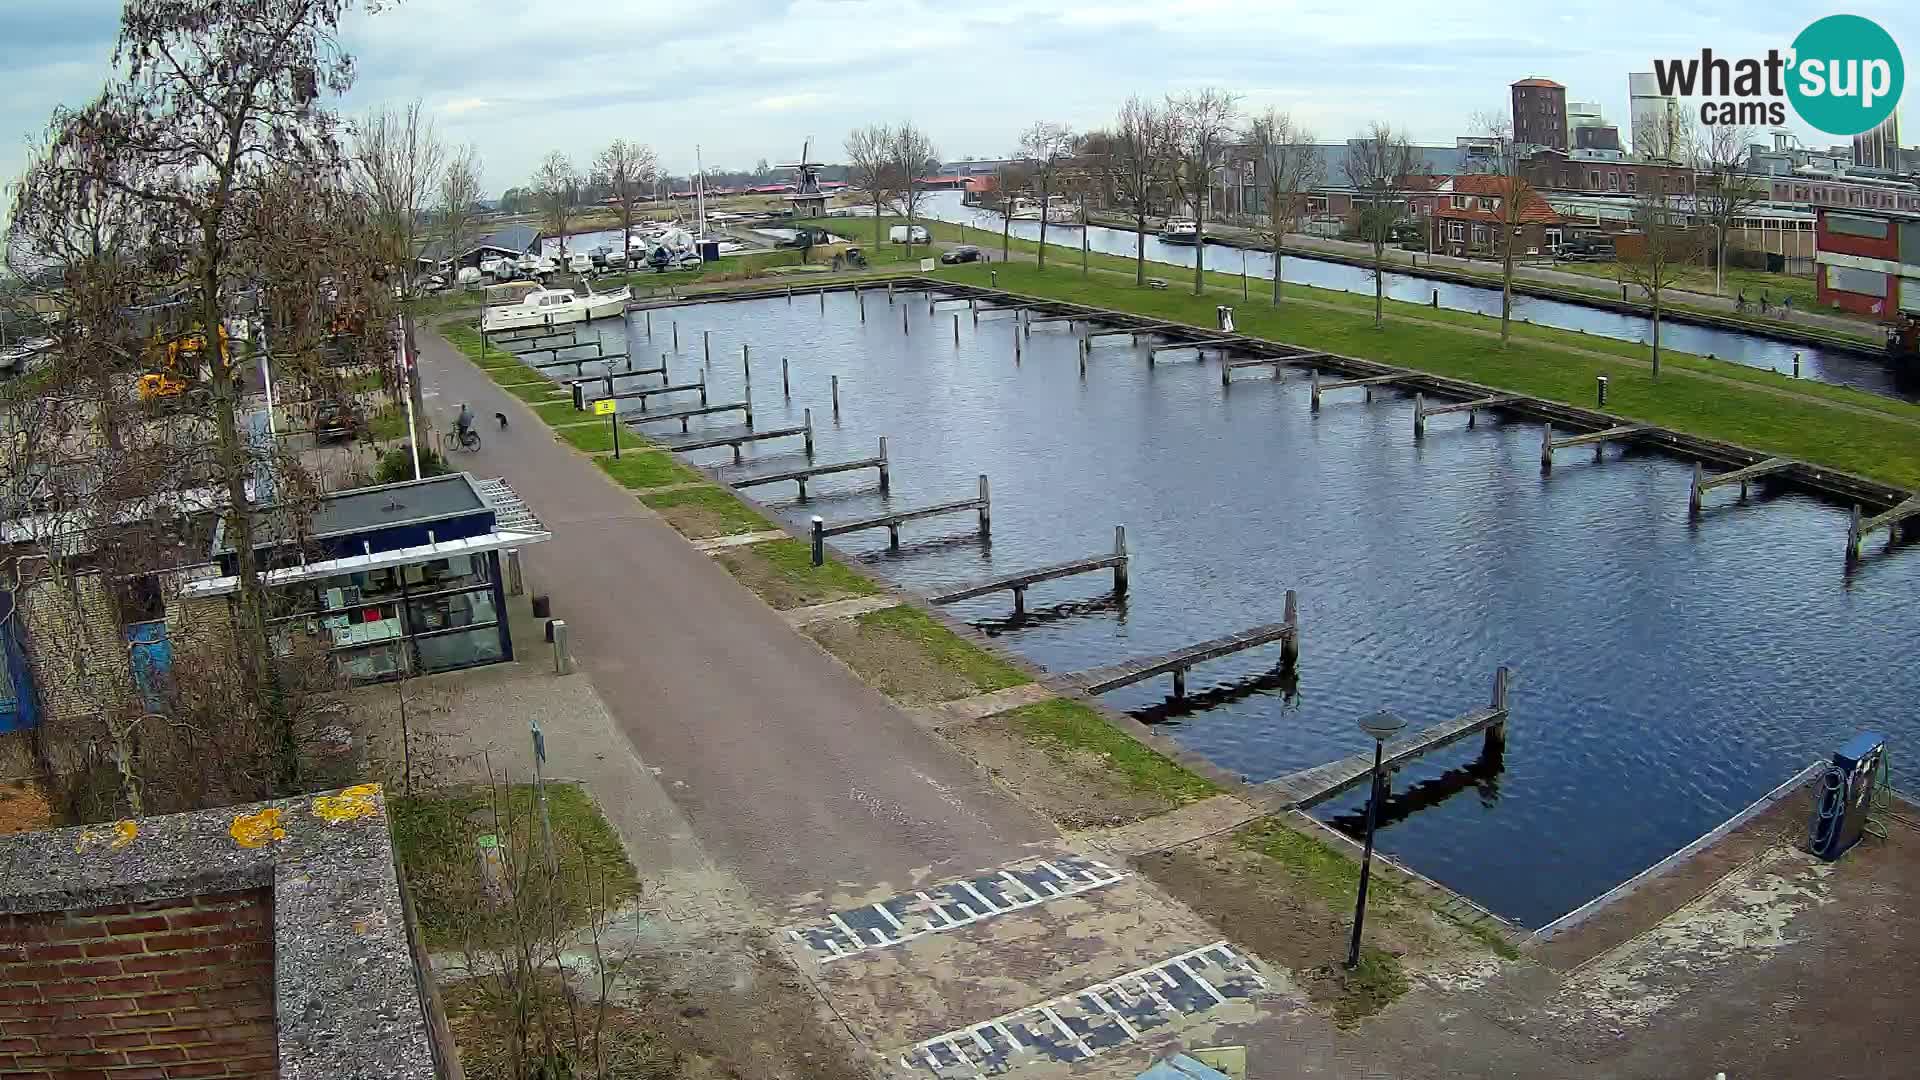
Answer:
[{"left": 1787, "top": 15, "right": 1904, "bottom": 136}]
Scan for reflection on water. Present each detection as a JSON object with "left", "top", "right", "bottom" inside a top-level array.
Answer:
[
  {"left": 572, "top": 292, "right": 1920, "bottom": 928},
  {"left": 916, "top": 191, "right": 1914, "bottom": 402}
]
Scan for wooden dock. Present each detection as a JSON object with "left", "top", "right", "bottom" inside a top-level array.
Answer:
[
  {"left": 1413, "top": 392, "right": 1521, "bottom": 436},
  {"left": 1540, "top": 423, "right": 1650, "bottom": 470},
  {"left": 810, "top": 476, "right": 990, "bottom": 564},
  {"left": 1221, "top": 350, "right": 1325, "bottom": 384},
  {"left": 1310, "top": 371, "right": 1405, "bottom": 410},
  {"left": 1085, "top": 322, "right": 1178, "bottom": 344},
  {"left": 553, "top": 365, "right": 666, "bottom": 387},
  {"left": 927, "top": 526, "right": 1128, "bottom": 616},
  {"left": 974, "top": 303, "right": 1040, "bottom": 322},
  {"left": 1847, "top": 494, "right": 1920, "bottom": 561},
  {"left": 1048, "top": 594, "right": 1298, "bottom": 699},
  {"left": 1259, "top": 668, "right": 1511, "bottom": 810},
  {"left": 626, "top": 400, "right": 751, "bottom": 433},
  {"left": 732, "top": 436, "right": 882, "bottom": 497},
  {"left": 597, "top": 379, "right": 708, "bottom": 409},
  {"left": 490, "top": 327, "right": 575, "bottom": 348},
  {"left": 515, "top": 339, "right": 604, "bottom": 359},
  {"left": 1024, "top": 312, "right": 1083, "bottom": 332},
  {"left": 667, "top": 411, "right": 813, "bottom": 462},
  {"left": 1689, "top": 457, "right": 1794, "bottom": 514},
  {"left": 528, "top": 351, "right": 614, "bottom": 374}
]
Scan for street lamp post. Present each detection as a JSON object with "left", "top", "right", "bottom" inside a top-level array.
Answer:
[
  {"left": 1707, "top": 223, "right": 1724, "bottom": 297},
  {"left": 1346, "top": 709, "right": 1407, "bottom": 970}
]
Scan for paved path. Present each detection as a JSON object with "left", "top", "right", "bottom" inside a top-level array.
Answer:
[{"left": 415, "top": 330, "right": 1052, "bottom": 906}]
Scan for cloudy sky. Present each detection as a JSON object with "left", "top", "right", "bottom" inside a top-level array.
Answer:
[{"left": 1, "top": 0, "right": 1913, "bottom": 196}]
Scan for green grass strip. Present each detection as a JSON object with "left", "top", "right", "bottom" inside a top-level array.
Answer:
[
  {"left": 529, "top": 399, "right": 586, "bottom": 425},
  {"left": 754, "top": 538, "right": 881, "bottom": 595},
  {"left": 597, "top": 451, "right": 700, "bottom": 489},
  {"left": 1002, "top": 698, "right": 1217, "bottom": 803},
  {"left": 637, "top": 485, "right": 775, "bottom": 534},
  {"left": 853, "top": 605, "right": 1031, "bottom": 692}
]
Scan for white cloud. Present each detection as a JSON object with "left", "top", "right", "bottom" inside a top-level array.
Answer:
[
  {"left": 754, "top": 92, "right": 830, "bottom": 112},
  {"left": 441, "top": 97, "right": 490, "bottom": 116}
]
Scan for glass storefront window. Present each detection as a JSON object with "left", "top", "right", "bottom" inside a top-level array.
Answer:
[
  {"left": 405, "top": 587, "right": 497, "bottom": 636},
  {"left": 406, "top": 553, "right": 489, "bottom": 594},
  {"left": 337, "top": 640, "right": 410, "bottom": 681},
  {"left": 415, "top": 626, "right": 504, "bottom": 673}
]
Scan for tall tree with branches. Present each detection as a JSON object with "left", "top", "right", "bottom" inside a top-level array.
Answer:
[
  {"left": 890, "top": 122, "right": 938, "bottom": 262},
  {"left": 1467, "top": 108, "right": 1540, "bottom": 345},
  {"left": 1104, "top": 96, "right": 1177, "bottom": 286},
  {"left": 532, "top": 151, "right": 579, "bottom": 261},
  {"left": 1167, "top": 89, "right": 1240, "bottom": 295},
  {"left": 437, "top": 144, "right": 484, "bottom": 277},
  {"left": 1622, "top": 111, "right": 1697, "bottom": 379},
  {"left": 594, "top": 138, "right": 657, "bottom": 248},
  {"left": 10, "top": 0, "right": 396, "bottom": 793},
  {"left": 1693, "top": 123, "right": 1761, "bottom": 296},
  {"left": 1344, "top": 122, "right": 1417, "bottom": 329},
  {"left": 1243, "top": 108, "right": 1320, "bottom": 307},
  {"left": 844, "top": 123, "right": 897, "bottom": 250},
  {"left": 1018, "top": 122, "right": 1075, "bottom": 271},
  {"left": 351, "top": 98, "right": 444, "bottom": 293}
]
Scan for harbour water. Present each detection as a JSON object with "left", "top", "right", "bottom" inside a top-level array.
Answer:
[
  {"left": 568, "top": 290, "right": 1919, "bottom": 928},
  {"left": 915, "top": 191, "right": 1916, "bottom": 403}
]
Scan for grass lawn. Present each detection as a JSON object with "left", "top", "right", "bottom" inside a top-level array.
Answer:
[
  {"left": 499, "top": 380, "right": 564, "bottom": 403},
  {"left": 596, "top": 451, "right": 700, "bottom": 489},
  {"left": 932, "top": 261, "right": 1920, "bottom": 490},
  {"left": 558, "top": 422, "right": 620, "bottom": 453},
  {"left": 389, "top": 782, "right": 639, "bottom": 949},
  {"left": 1001, "top": 698, "right": 1217, "bottom": 804},
  {"left": 714, "top": 538, "right": 880, "bottom": 610},
  {"left": 1550, "top": 260, "right": 1821, "bottom": 310},
  {"left": 804, "top": 604, "right": 1030, "bottom": 706},
  {"left": 637, "top": 485, "right": 774, "bottom": 538},
  {"left": 528, "top": 399, "right": 585, "bottom": 425}
]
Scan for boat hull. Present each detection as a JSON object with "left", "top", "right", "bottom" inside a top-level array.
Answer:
[{"left": 482, "top": 306, "right": 587, "bottom": 333}]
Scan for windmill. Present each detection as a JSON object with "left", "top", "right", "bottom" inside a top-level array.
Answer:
[{"left": 778, "top": 138, "right": 829, "bottom": 217}]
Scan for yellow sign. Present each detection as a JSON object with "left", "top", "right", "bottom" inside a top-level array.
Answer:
[{"left": 594, "top": 399, "right": 616, "bottom": 416}]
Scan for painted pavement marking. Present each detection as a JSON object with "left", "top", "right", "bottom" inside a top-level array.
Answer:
[
  {"left": 784, "top": 853, "right": 1126, "bottom": 964},
  {"left": 889, "top": 941, "right": 1269, "bottom": 1077}
]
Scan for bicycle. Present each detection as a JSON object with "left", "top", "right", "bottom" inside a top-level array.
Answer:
[{"left": 442, "top": 426, "right": 481, "bottom": 454}]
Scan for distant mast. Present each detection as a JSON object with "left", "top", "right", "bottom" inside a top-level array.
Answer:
[{"left": 695, "top": 144, "right": 707, "bottom": 242}]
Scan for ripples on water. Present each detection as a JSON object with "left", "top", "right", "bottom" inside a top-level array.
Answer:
[{"left": 575, "top": 293, "right": 1920, "bottom": 927}]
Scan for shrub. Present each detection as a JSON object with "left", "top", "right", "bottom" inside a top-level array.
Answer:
[{"left": 377, "top": 445, "right": 448, "bottom": 484}]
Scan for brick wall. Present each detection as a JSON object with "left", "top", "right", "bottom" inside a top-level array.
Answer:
[{"left": 0, "top": 889, "right": 278, "bottom": 1079}]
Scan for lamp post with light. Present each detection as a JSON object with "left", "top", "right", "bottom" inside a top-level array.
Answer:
[{"left": 1346, "top": 709, "right": 1407, "bottom": 969}]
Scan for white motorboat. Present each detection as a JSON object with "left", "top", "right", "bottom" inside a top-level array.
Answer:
[
  {"left": 1159, "top": 217, "right": 1199, "bottom": 243},
  {"left": 566, "top": 251, "right": 594, "bottom": 274},
  {"left": 480, "top": 284, "right": 631, "bottom": 332},
  {"left": 1044, "top": 196, "right": 1082, "bottom": 226},
  {"left": 1008, "top": 198, "right": 1041, "bottom": 221}
]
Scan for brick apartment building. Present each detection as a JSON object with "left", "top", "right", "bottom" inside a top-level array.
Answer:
[
  {"left": 1512, "top": 78, "right": 1568, "bottom": 153},
  {"left": 1522, "top": 150, "right": 1695, "bottom": 198},
  {"left": 1429, "top": 175, "right": 1565, "bottom": 257},
  {"left": 1813, "top": 207, "right": 1920, "bottom": 317}
]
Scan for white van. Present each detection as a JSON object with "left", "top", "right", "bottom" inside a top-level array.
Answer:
[
  {"left": 888, "top": 224, "right": 931, "bottom": 244},
  {"left": 566, "top": 252, "right": 594, "bottom": 274}
]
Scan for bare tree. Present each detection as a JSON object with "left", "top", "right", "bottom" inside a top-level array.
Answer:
[
  {"left": 532, "top": 152, "right": 579, "bottom": 260},
  {"left": 844, "top": 123, "right": 897, "bottom": 250},
  {"left": 1104, "top": 96, "right": 1177, "bottom": 285},
  {"left": 1693, "top": 124, "right": 1762, "bottom": 296},
  {"left": 437, "top": 144, "right": 484, "bottom": 280},
  {"left": 1165, "top": 89, "right": 1241, "bottom": 294},
  {"left": 890, "top": 122, "right": 939, "bottom": 261},
  {"left": 352, "top": 100, "right": 444, "bottom": 294},
  {"left": 1622, "top": 112, "right": 1696, "bottom": 379},
  {"left": 1244, "top": 109, "right": 1320, "bottom": 306},
  {"left": 1466, "top": 109, "right": 1542, "bottom": 345},
  {"left": 594, "top": 138, "right": 658, "bottom": 249},
  {"left": 1345, "top": 122, "right": 1417, "bottom": 328},
  {"left": 1018, "top": 122, "right": 1075, "bottom": 271}
]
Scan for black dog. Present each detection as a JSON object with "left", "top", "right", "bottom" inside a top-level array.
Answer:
[{"left": 494, "top": 411, "right": 509, "bottom": 430}]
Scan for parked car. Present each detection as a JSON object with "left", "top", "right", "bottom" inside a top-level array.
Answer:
[
  {"left": 889, "top": 224, "right": 931, "bottom": 244},
  {"left": 604, "top": 248, "right": 629, "bottom": 269},
  {"left": 312, "top": 399, "right": 363, "bottom": 443},
  {"left": 940, "top": 245, "right": 986, "bottom": 264}
]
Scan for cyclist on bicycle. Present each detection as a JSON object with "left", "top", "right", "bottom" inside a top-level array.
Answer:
[{"left": 455, "top": 402, "right": 474, "bottom": 446}]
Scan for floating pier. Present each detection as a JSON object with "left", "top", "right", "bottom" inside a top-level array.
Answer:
[
  {"left": 927, "top": 526, "right": 1129, "bottom": 617},
  {"left": 1310, "top": 371, "right": 1405, "bottom": 410},
  {"left": 1259, "top": 667, "right": 1511, "bottom": 810},
  {"left": 626, "top": 400, "right": 752, "bottom": 433},
  {"left": 731, "top": 436, "right": 883, "bottom": 498},
  {"left": 1413, "top": 392, "right": 1521, "bottom": 436},
  {"left": 1048, "top": 594, "right": 1298, "bottom": 700},
  {"left": 810, "top": 476, "right": 991, "bottom": 564},
  {"left": 666, "top": 412, "right": 813, "bottom": 462},
  {"left": 1540, "top": 423, "right": 1650, "bottom": 470},
  {"left": 1689, "top": 457, "right": 1794, "bottom": 515},
  {"left": 1847, "top": 494, "right": 1920, "bottom": 562}
]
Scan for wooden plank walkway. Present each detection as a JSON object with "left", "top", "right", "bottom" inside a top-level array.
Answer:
[
  {"left": 1085, "top": 322, "right": 1178, "bottom": 343},
  {"left": 1413, "top": 392, "right": 1522, "bottom": 436},
  {"left": 1689, "top": 457, "right": 1794, "bottom": 514},
  {"left": 528, "top": 351, "right": 614, "bottom": 372},
  {"left": 1259, "top": 668, "right": 1511, "bottom": 810},
  {"left": 491, "top": 328, "right": 576, "bottom": 349},
  {"left": 973, "top": 303, "right": 1040, "bottom": 321},
  {"left": 598, "top": 379, "right": 708, "bottom": 408},
  {"left": 1024, "top": 312, "right": 1083, "bottom": 331},
  {"left": 1540, "top": 423, "right": 1650, "bottom": 469},
  {"left": 927, "top": 527, "right": 1128, "bottom": 616},
  {"left": 1848, "top": 494, "right": 1920, "bottom": 561},
  {"left": 1048, "top": 595, "right": 1297, "bottom": 699},
  {"left": 810, "top": 476, "right": 990, "bottom": 563},
  {"left": 626, "top": 400, "right": 751, "bottom": 433},
  {"left": 1311, "top": 371, "right": 1404, "bottom": 410},
  {"left": 1221, "top": 350, "right": 1326, "bottom": 383},
  {"left": 552, "top": 365, "right": 666, "bottom": 387},
  {"left": 515, "top": 340, "right": 604, "bottom": 359},
  {"left": 668, "top": 413, "right": 813, "bottom": 460},
  {"left": 732, "top": 438, "right": 882, "bottom": 497}
]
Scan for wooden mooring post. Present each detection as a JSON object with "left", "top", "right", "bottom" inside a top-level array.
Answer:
[
  {"left": 645, "top": 310, "right": 652, "bottom": 337},
  {"left": 903, "top": 305, "right": 910, "bottom": 336},
  {"left": 742, "top": 344, "right": 751, "bottom": 386},
  {"left": 954, "top": 313, "right": 960, "bottom": 345},
  {"left": 858, "top": 288, "right": 865, "bottom": 322},
  {"left": 831, "top": 375, "right": 841, "bottom": 420},
  {"left": 704, "top": 330, "right": 711, "bottom": 365},
  {"left": 782, "top": 358, "right": 790, "bottom": 399},
  {"left": 673, "top": 321, "right": 679, "bottom": 350}
]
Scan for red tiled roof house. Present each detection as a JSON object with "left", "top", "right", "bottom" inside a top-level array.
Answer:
[{"left": 1429, "top": 175, "right": 1565, "bottom": 258}]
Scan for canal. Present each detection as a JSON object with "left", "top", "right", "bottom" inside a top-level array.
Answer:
[
  {"left": 914, "top": 191, "right": 1916, "bottom": 403},
  {"left": 576, "top": 291, "right": 1919, "bottom": 929}
]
